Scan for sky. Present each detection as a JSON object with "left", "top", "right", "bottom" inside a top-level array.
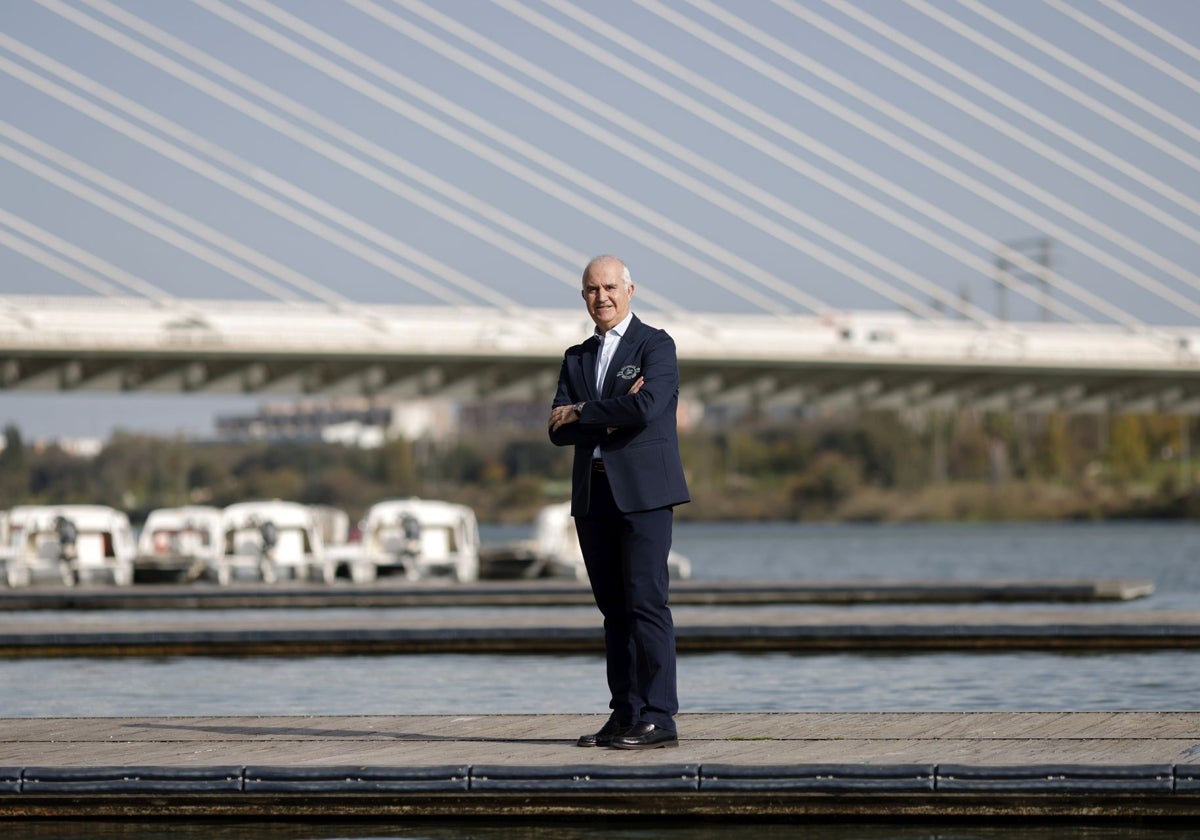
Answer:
[{"left": 1, "top": 0, "right": 1199, "bottom": 439}]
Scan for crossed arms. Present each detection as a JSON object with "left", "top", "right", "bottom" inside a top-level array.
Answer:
[{"left": 547, "top": 331, "right": 679, "bottom": 447}]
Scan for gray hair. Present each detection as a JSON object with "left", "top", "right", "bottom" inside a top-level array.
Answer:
[{"left": 582, "top": 255, "right": 632, "bottom": 289}]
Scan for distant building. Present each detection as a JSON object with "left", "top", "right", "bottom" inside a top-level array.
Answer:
[
  {"left": 29, "top": 437, "right": 105, "bottom": 459},
  {"left": 214, "top": 393, "right": 704, "bottom": 447},
  {"left": 215, "top": 398, "right": 457, "bottom": 448},
  {"left": 458, "top": 397, "right": 703, "bottom": 434},
  {"left": 457, "top": 401, "right": 547, "bottom": 435}
]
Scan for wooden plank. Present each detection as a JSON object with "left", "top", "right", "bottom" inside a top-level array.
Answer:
[
  {"left": 1, "top": 607, "right": 1198, "bottom": 656},
  {"left": 4, "top": 713, "right": 1199, "bottom": 764},
  {"left": 0, "top": 578, "right": 1155, "bottom": 611},
  {"left": 11, "top": 712, "right": 1198, "bottom": 746},
  {"left": 2, "top": 714, "right": 1200, "bottom": 820}
]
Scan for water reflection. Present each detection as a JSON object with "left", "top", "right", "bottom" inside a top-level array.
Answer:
[
  {"left": 7, "top": 520, "right": 1200, "bottom": 716},
  {"left": 3, "top": 648, "right": 1196, "bottom": 717}
]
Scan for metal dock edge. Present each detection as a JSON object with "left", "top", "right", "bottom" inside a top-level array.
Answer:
[
  {"left": 3, "top": 713, "right": 1198, "bottom": 821},
  {"left": 1, "top": 763, "right": 1198, "bottom": 819}
]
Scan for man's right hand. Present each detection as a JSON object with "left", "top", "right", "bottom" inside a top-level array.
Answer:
[
  {"left": 608, "top": 377, "right": 645, "bottom": 433},
  {"left": 549, "top": 403, "right": 579, "bottom": 433}
]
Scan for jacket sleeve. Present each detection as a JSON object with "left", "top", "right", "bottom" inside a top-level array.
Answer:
[{"left": 548, "top": 355, "right": 607, "bottom": 448}]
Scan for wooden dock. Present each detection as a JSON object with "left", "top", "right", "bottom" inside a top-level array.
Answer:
[
  {"left": 0, "top": 577, "right": 1155, "bottom": 611},
  {"left": 0, "top": 605, "right": 1196, "bottom": 657},
  {"left": 1, "top": 713, "right": 1199, "bottom": 821}
]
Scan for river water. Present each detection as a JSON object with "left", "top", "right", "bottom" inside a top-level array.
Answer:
[
  {"left": 4, "top": 520, "right": 1200, "bottom": 716},
  {"left": 5, "top": 521, "right": 1199, "bottom": 838}
]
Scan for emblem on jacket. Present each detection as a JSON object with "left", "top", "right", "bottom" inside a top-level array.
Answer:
[{"left": 617, "top": 365, "right": 641, "bottom": 380}]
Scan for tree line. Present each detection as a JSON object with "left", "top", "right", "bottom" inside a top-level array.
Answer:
[{"left": 1, "top": 409, "right": 1196, "bottom": 526}]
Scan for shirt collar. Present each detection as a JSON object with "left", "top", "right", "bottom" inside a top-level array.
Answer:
[{"left": 593, "top": 310, "right": 634, "bottom": 342}]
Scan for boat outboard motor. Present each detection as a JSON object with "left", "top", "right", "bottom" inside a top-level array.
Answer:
[
  {"left": 54, "top": 515, "right": 78, "bottom": 561},
  {"left": 400, "top": 513, "right": 421, "bottom": 559},
  {"left": 259, "top": 519, "right": 279, "bottom": 556}
]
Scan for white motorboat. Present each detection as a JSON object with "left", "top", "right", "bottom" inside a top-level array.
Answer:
[
  {"left": 358, "top": 498, "right": 480, "bottom": 582},
  {"left": 477, "top": 501, "right": 572, "bottom": 581},
  {"left": 308, "top": 504, "right": 351, "bottom": 546},
  {"left": 4, "top": 504, "right": 136, "bottom": 587},
  {"left": 533, "top": 501, "right": 693, "bottom": 582},
  {"left": 308, "top": 505, "right": 372, "bottom": 582},
  {"left": 134, "top": 506, "right": 222, "bottom": 583},
  {"left": 217, "top": 500, "right": 334, "bottom": 585},
  {"left": 532, "top": 501, "right": 584, "bottom": 580},
  {"left": 0, "top": 510, "right": 9, "bottom": 567}
]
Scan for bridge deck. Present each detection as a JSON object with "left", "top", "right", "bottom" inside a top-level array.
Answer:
[
  {"left": 2, "top": 713, "right": 1199, "bottom": 820},
  {"left": 7, "top": 297, "right": 1200, "bottom": 413}
]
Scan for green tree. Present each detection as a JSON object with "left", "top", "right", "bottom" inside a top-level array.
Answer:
[
  {"left": 789, "top": 451, "right": 862, "bottom": 515},
  {"left": 1033, "top": 413, "right": 1075, "bottom": 481},
  {"left": 438, "top": 442, "right": 486, "bottom": 484},
  {"left": 377, "top": 438, "right": 419, "bottom": 495},
  {"left": 946, "top": 413, "right": 991, "bottom": 481},
  {"left": 0, "top": 425, "right": 28, "bottom": 506},
  {"left": 27, "top": 445, "right": 93, "bottom": 503},
  {"left": 1109, "top": 414, "right": 1149, "bottom": 484}
]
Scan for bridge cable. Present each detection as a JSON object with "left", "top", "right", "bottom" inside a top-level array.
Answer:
[
  {"left": 1045, "top": 0, "right": 1200, "bottom": 97},
  {"left": 370, "top": 0, "right": 960, "bottom": 322},
  {"left": 22, "top": 4, "right": 498, "bottom": 311},
  {"left": 809, "top": 0, "right": 1200, "bottom": 249},
  {"left": 796, "top": 0, "right": 1200, "bottom": 309},
  {"left": 1096, "top": 0, "right": 1200, "bottom": 66},
  {"left": 0, "top": 203, "right": 176, "bottom": 304},
  {"left": 69, "top": 0, "right": 686, "bottom": 319},
  {"left": 0, "top": 34, "right": 488, "bottom": 310},
  {"left": 0, "top": 217, "right": 122, "bottom": 298},
  {"left": 880, "top": 0, "right": 1200, "bottom": 221},
  {"left": 0, "top": 123, "right": 357, "bottom": 311},
  {"left": 944, "top": 0, "right": 1200, "bottom": 163},
  {"left": 519, "top": 0, "right": 1107, "bottom": 327},
  {"left": 198, "top": 0, "right": 810, "bottom": 318},
  {"left": 628, "top": 0, "right": 1200, "bottom": 325},
  {"left": 0, "top": 128, "right": 303, "bottom": 303}
]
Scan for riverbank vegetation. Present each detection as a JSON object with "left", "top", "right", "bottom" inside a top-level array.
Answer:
[{"left": 2, "top": 410, "right": 1197, "bottom": 525}]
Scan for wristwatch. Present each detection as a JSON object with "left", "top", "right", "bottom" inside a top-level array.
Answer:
[{"left": 573, "top": 401, "right": 585, "bottom": 416}]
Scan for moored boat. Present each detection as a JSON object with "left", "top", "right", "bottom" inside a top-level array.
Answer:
[
  {"left": 532, "top": 501, "right": 692, "bottom": 582},
  {"left": 134, "top": 505, "right": 222, "bottom": 583},
  {"left": 0, "top": 510, "right": 9, "bottom": 567},
  {"left": 308, "top": 505, "right": 373, "bottom": 582},
  {"left": 479, "top": 502, "right": 692, "bottom": 582},
  {"left": 358, "top": 498, "right": 480, "bottom": 583},
  {"left": 4, "top": 504, "right": 136, "bottom": 587},
  {"left": 217, "top": 500, "right": 334, "bottom": 586}
]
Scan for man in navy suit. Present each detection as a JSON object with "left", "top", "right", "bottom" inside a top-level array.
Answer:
[{"left": 548, "top": 255, "right": 690, "bottom": 750}]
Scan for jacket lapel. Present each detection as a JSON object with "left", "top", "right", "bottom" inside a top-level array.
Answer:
[
  {"left": 581, "top": 334, "right": 600, "bottom": 399},
  {"left": 601, "top": 315, "right": 643, "bottom": 398}
]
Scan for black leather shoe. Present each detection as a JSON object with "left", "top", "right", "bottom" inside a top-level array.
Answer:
[
  {"left": 609, "top": 722, "right": 678, "bottom": 750},
  {"left": 576, "top": 719, "right": 629, "bottom": 748}
]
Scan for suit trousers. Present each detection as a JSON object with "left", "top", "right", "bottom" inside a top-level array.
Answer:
[{"left": 574, "top": 464, "right": 678, "bottom": 731}]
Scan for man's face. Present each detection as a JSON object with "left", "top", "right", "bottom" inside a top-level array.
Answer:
[{"left": 582, "top": 261, "right": 634, "bottom": 333}]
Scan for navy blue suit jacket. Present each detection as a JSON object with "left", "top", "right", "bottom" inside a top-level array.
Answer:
[{"left": 549, "top": 314, "right": 690, "bottom": 517}]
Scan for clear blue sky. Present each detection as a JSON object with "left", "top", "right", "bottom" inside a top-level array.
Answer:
[{"left": 1, "top": 0, "right": 1198, "bottom": 438}]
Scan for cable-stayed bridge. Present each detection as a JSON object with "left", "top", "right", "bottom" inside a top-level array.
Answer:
[
  {"left": 1, "top": 1, "right": 1199, "bottom": 415},
  {"left": 6, "top": 296, "right": 1200, "bottom": 415}
]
